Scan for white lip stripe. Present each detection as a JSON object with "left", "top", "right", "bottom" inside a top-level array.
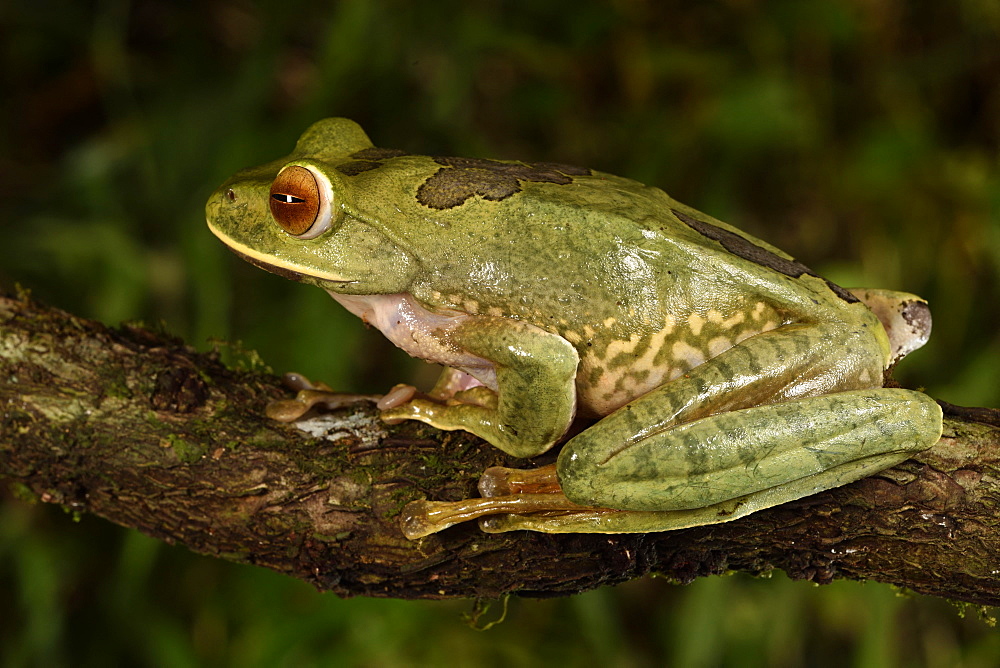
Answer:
[{"left": 207, "top": 220, "right": 350, "bottom": 283}]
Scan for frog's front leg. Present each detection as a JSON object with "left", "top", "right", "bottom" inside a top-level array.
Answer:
[{"left": 380, "top": 318, "right": 580, "bottom": 459}]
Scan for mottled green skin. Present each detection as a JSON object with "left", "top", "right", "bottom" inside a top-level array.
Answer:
[
  {"left": 208, "top": 119, "right": 853, "bottom": 343},
  {"left": 207, "top": 118, "right": 943, "bottom": 534}
]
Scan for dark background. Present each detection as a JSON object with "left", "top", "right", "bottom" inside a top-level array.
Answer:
[{"left": 1, "top": 1, "right": 998, "bottom": 665}]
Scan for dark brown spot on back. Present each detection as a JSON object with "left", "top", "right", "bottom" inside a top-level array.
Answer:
[
  {"left": 351, "top": 148, "right": 410, "bottom": 160},
  {"left": 531, "top": 161, "right": 592, "bottom": 176},
  {"left": 671, "top": 208, "right": 858, "bottom": 303},
  {"left": 417, "top": 157, "right": 590, "bottom": 210},
  {"left": 337, "top": 160, "right": 382, "bottom": 176},
  {"left": 335, "top": 148, "right": 410, "bottom": 177}
]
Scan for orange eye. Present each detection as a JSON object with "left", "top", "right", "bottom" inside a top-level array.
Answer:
[{"left": 268, "top": 165, "right": 333, "bottom": 238}]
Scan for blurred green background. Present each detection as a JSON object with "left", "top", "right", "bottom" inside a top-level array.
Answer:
[{"left": 2, "top": 1, "right": 999, "bottom": 666}]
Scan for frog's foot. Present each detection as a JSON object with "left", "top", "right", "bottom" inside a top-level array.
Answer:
[
  {"left": 478, "top": 463, "right": 562, "bottom": 496},
  {"left": 400, "top": 464, "right": 726, "bottom": 539},
  {"left": 400, "top": 491, "right": 591, "bottom": 540},
  {"left": 399, "top": 464, "right": 591, "bottom": 539},
  {"left": 266, "top": 372, "right": 379, "bottom": 422},
  {"left": 378, "top": 366, "right": 499, "bottom": 425},
  {"left": 400, "top": 486, "right": 753, "bottom": 539}
]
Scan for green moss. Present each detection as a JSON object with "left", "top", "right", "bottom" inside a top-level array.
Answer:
[
  {"left": 7, "top": 481, "right": 38, "bottom": 504},
  {"left": 164, "top": 434, "right": 207, "bottom": 464},
  {"left": 210, "top": 339, "right": 273, "bottom": 374},
  {"left": 103, "top": 376, "right": 133, "bottom": 399}
]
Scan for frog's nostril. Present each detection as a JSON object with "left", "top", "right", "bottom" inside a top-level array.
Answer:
[{"left": 226, "top": 188, "right": 237, "bottom": 202}]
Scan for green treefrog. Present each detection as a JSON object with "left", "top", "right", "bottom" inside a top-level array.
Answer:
[{"left": 206, "top": 118, "right": 942, "bottom": 539}]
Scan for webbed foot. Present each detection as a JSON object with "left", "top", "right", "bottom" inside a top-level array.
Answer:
[{"left": 399, "top": 464, "right": 586, "bottom": 539}]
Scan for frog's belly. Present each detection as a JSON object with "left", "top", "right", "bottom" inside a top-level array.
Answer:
[{"left": 328, "top": 291, "right": 497, "bottom": 388}]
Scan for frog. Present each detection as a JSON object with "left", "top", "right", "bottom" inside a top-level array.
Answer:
[{"left": 206, "top": 118, "right": 943, "bottom": 540}]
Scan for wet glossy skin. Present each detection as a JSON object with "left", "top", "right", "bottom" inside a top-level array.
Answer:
[{"left": 207, "top": 119, "right": 942, "bottom": 537}]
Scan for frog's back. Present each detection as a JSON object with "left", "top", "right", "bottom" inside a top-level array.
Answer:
[
  {"left": 485, "top": 169, "right": 863, "bottom": 320},
  {"left": 333, "top": 151, "right": 866, "bottom": 330}
]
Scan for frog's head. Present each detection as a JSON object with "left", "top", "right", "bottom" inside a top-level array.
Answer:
[{"left": 206, "top": 118, "right": 418, "bottom": 294}]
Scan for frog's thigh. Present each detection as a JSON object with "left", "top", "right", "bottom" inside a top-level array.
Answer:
[{"left": 557, "top": 388, "right": 942, "bottom": 512}]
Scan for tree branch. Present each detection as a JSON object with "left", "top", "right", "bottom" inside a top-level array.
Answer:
[{"left": 2, "top": 291, "right": 999, "bottom": 604}]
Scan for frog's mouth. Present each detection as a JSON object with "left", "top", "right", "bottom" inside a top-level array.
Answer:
[
  {"left": 207, "top": 222, "right": 355, "bottom": 285},
  {"left": 224, "top": 244, "right": 305, "bottom": 282}
]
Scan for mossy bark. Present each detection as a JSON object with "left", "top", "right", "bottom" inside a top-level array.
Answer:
[{"left": 1, "top": 292, "right": 999, "bottom": 604}]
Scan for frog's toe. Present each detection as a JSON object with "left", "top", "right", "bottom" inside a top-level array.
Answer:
[
  {"left": 378, "top": 397, "right": 422, "bottom": 424},
  {"left": 478, "top": 514, "right": 523, "bottom": 533},
  {"left": 478, "top": 464, "right": 560, "bottom": 497},
  {"left": 281, "top": 372, "right": 333, "bottom": 393},
  {"left": 378, "top": 392, "right": 459, "bottom": 425},
  {"left": 452, "top": 386, "right": 498, "bottom": 410},
  {"left": 378, "top": 384, "right": 462, "bottom": 423},
  {"left": 377, "top": 384, "right": 418, "bottom": 410},
  {"left": 267, "top": 388, "right": 379, "bottom": 422},
  {"left": 399, "top": 499, "right": 451, "bottom": 539},
  {"left": 399, "top": 497, "right": 500, "bottom": 539},
  {"left": 266, "top": 397, "right": 314, "bottom": 422}
]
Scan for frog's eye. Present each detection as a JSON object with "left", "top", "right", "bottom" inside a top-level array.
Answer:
[{"left": 269, "top": 165, "right": 334, "bottom": 239}]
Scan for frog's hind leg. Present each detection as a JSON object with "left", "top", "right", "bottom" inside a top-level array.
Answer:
[
  {"left": 477, "top": 388, "right": 941, "bottom": 534},
  {"left": 400, "top": 389, "right": 941, "bottom": 537},
  {"left": 479, "top": 450, "right": 908, "bottom": 534}
]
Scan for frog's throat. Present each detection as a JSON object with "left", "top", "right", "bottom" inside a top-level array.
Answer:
[{"left": 207, "top": 223, "right": 354, "bottom": 284}]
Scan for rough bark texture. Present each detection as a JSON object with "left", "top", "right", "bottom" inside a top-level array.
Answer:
[{"left": 1, "top": 292, "right": 999, "bottom": 605}]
